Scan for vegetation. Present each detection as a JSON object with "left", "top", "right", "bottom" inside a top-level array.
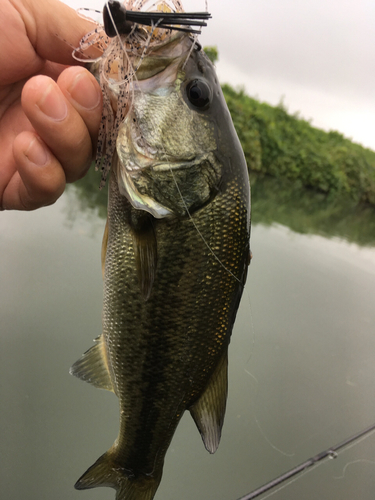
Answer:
[
  {"left": 69, "top": 53, "right": 375, "bottom": 245},
  {"left": 203, "top": 46, "right": 218, "bottom": 64},
  {"left": 222, "top": 84, "right": 375, "bottom": 205}
]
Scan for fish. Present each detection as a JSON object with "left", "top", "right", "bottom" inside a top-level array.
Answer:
[{"left": 70, "top": 2, "right": 251, "bottom": 499}]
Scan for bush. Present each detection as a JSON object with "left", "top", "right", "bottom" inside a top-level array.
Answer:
[{"left": 222, "top": 84, "right": 375, "bottom": 205}]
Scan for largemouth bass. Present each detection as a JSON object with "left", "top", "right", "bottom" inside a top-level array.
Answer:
[{"left": 70, "top": 3, "right": 251, "bottom": 499}]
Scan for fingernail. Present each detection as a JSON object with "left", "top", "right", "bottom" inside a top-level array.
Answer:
[
  {"left": 68, "top": 72, "right": 101, "bottom": 110},
  {"left": 37, "top": 83, "right": 68, "bottom": 121},
  {"left": 24, "top": 137, "right": 49, "bottom": 166}
]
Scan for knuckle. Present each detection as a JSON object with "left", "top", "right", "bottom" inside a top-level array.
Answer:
[
  {"left": 25, "top": 168, "right": 66, "bottom": 208},
  {"left": 63, "top": 136, "right": 93, "bottom": 183}
]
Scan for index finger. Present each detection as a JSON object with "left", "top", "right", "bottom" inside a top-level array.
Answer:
[{"left": 15, "top": 0, "right": 97, "bottom": 65}]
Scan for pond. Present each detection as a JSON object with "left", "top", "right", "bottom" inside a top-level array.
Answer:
[{"left": 1, "top": 172, "right": 375, "bottom": 500}]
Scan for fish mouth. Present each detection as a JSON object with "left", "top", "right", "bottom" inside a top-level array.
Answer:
[
  {"left": 115, "top": 119, "right": 213, "bottom": 218},
  {"left": 120, "top": 143, "right": 212, "bottom": 175},
  {"left": 125, "top": 155, "right": 204, "bottom": 173},
  {"left": 126, "top": 129, "right": 199, "bottom": 172},
  {"left": 117, "top": 118, "right": 201, "bottom": 172},
  {"left": 151, "top": 158, "right": 199, "bottom": 171},
  {"left": 115, "top": 151, "right": 215, "bottom": 220},
  {"left": 118, "top": 127, "right": 210, "bottom": 173}
]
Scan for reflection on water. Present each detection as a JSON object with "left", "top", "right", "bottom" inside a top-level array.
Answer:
[
  {"left": 67, "top": 164, "right": 108, "bottom": 220},
  {"left": 70, "top": 165, "right": 375, "bottom": 246},
  {"left": 1, "top": 172, "right": 375, "bottom": 500},
  {"left": 250, "top": 174, "right": 375, "bottom": 247}
]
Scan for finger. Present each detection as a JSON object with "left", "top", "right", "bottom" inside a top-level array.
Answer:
[
  {"left": 57, "top": 66, "right": 102, "bottom": 149},
  {"left": 21, "top": 74, "right": 101, "bottom": 183},
  {"left": 16, "top": 0, "right": 97, "bottom": 65},
  {"left": 3, "top": 131, "right": 66, "bottom": 210}
]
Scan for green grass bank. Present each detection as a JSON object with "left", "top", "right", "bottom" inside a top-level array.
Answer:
[{"left": 222, "top": 84, "right": 375, "bottom": 206}]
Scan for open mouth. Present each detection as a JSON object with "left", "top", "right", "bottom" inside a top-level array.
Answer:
[
  {"left": 115, "top": 154, "right": 175, "bottom": 219},
  {"left": 128, "top": 129, "right": 198, "bottom": 173},
  {"left": 120, "top": 134, "right": 202, "bottom": 175},
  {"left": 120, "top": 152, "right": 199, "bottom": 174},
  {"left": 115, "top": 113, "right": 217, "bottom": 219},
  {"left": 115, "top": 150, "right": 215, "bottom": 220}
]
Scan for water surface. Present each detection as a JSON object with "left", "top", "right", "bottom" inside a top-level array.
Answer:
[{"left": 1, "top": 176, "right": 375, "bottom": 500}]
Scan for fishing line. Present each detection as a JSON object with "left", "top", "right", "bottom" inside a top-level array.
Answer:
[
  {"left": 182, "top": 32, "right": 198, "bottom": 69},
  {"left": 235, "top": 422, "right": 375, "bottom": 500},
  {"left": 251, "top": 401, "right": 296, "bottom": 459},
  {"left": 241, "top": 296, "right": 294, "bottom": 459},
  {"left": 167, "top": 164, "right": 243, "bottom": 285},
  {"left": 238, "top": 247, "right": 292, "bottom": 459},
  {"left": 334, "top": 458, "right": 375, "bottom": 480}
]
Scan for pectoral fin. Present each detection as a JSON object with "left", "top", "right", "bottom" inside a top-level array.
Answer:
[
  {"left": 189, "top": 349, "right": 228, "bottom": 454},
  {"left": 101, "top": 219, "right": 109, "bottom": 279},
  {"left": 69, "top": 335, "right": 114, "bottom": 392},
  {"left": 131, "top": 214, "right": 157, "bottom": 301}
]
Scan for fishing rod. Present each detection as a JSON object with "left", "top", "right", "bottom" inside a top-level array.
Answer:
[
  {"left": 236, "top": 422, "right": 375, "bottom": 500},
  {"left": 103, "top": 0, "right": 212, "bottom": 37}
]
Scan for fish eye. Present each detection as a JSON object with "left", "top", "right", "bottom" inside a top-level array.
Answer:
[{"left": 186, "top": 79, "right": 211, "bottom": 109}]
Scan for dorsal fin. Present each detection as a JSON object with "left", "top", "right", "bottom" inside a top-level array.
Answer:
[
  {"left": 69, "top": 335, "right": 114, "bottom": 392},
  {"left": 189, "top": 349, "right": 228, "bottom": 453}
]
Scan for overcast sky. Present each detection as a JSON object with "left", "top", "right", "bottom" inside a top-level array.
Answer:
[{"left": 62, "top": 0, "right": 375, "bottom": 151}]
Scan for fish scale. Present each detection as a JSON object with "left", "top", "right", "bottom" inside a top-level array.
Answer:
[
  {"left": 103, "top": 168, "right": 248, "bottom": 468},
  {"left": 71, "top": 23, "right": 250, "bottom": 500}
]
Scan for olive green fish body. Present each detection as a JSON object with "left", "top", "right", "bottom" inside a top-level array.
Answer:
[{"left": 71, "top": 33, "right": 250, "bottom": 500}]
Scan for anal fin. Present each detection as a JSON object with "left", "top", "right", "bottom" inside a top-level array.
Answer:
[
  {"left": 189, "top": 349, "right": 228, "bottom": 454},
  {"left": 70, "top": 335, "right": 114, "bottom": 392}
]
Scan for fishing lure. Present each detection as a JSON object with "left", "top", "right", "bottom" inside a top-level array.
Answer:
[
  {"left": 73, "top": 1, "right": 211, "bottom": 189},
  {"left": 103, "top": 0, "right": 211, "bottom": 36}
]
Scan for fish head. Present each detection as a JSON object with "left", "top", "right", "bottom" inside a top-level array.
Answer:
[{"left": 114, "top": 33, "right": 246, "bottom": 218}]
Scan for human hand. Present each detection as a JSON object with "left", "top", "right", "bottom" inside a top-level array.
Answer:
[{"left": 0, "top": 0, "right": 103, "bottom": 210}]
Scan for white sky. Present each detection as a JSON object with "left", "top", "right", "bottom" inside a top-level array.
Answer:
[{"left": 62, "top": 0, "right": 375, "bottom": 151}]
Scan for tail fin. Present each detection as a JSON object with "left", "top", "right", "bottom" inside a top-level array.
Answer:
[{"left": 75, "top": 450, "right": 162, "bottom": 500}]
